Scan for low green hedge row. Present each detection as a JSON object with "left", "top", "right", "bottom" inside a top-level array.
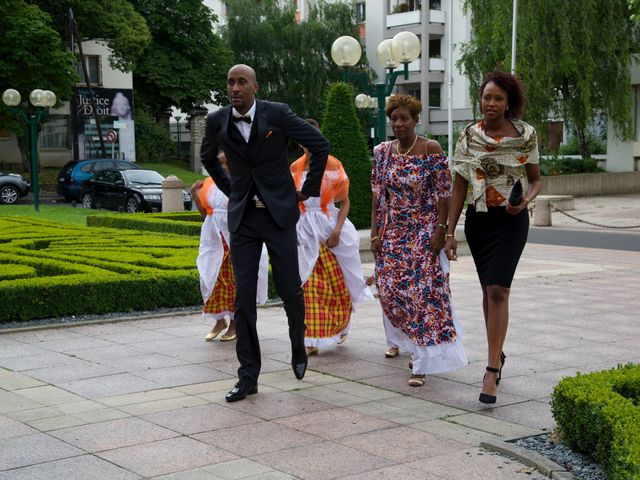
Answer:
[
  {"left": 552, "top": 364, "right": 640, "bottom": 480},
  {"left": 87, "top": 212, "right": 203, "bottom": 236},
  {"left": 0, "top": 217, "right": 201, "bottom": 322}
]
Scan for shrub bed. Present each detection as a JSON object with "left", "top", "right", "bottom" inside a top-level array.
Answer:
[
  {"left": 87, "top": 212, "right": 203, "bottom": 235},
  {"left": 551, "top": 363, "right": 640, "bottom": 480},
  {"left": 0, "top": 217, "right": 201, "bottom": 322}
]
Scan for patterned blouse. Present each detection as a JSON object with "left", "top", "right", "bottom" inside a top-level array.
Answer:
[{"left": 452, "top": 120, "right": 539, "bottom": 211}]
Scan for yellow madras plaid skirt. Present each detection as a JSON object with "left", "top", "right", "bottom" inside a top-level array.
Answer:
[
  {"left": 303, "top": 244, "right": 352, "bottom": 340},
  {"left": 203, "top": 240, "right": 235, "bottom": 315}
]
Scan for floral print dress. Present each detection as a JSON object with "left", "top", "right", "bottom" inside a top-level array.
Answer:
[{"left": 372, "top": 141, "right": 467, "bottom": 374}]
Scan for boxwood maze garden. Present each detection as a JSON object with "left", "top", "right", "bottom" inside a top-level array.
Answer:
[{"left": 0, "top": 216, "right": 202, "bottom": 322}]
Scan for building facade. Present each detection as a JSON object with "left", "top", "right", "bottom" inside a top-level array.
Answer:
[{"left": 0, "top": 40, "right": 136, "bottom": 168}]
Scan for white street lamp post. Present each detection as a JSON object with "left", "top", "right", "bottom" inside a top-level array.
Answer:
[{"left": 2, "top": 88, "right": 57, "bottom": 212}]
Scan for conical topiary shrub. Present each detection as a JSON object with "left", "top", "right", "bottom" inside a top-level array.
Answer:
[{"left": 321, "top": 82, "right": 372, "bottom": 229}]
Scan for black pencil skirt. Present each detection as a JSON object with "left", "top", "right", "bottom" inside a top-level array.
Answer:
[{"left": 464, "top": 205, "right": 529, "bottom": 288}]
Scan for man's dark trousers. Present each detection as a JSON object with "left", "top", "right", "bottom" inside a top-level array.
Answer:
[{"left": 231, "top": 202, "right": 305, "bottom": 389}]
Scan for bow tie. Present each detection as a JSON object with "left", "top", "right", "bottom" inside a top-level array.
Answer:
[{"left": 232, "top": 114, "right": 252, "bottom": 124}]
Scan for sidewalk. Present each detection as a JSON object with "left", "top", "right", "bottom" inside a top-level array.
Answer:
[
  {"left": 1, "top": 236, "right": 639, "bottom": 479},
  {"left": 1, "top": 193, "right": 639, "bottom": 479}
]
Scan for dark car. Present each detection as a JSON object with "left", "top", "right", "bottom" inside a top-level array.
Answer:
[
  {"left": 57, "top": 159, "right": 140, "bottom": 201},
  {"left": 80, "top": 169, "right": 192, "bottom": 213},
  {"left": 0, "top": 172, "right": 30, "bottom": 205}
]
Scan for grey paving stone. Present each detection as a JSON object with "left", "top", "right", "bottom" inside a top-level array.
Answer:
[
  {"left": 49, "top": 417, "right": 178, "bottom": 452},
  {"left": 275, "top": 407, "right": 397, "bottom": 440},
  {"left": 132, "top": 364, "right": 231, "bottom": 387},
  {"left": 194, "top": 421, "right": 321, "bottom": 456},
  {"left": 25, "top": 362, "right": 122, "bottom": 384},
  {"left": 448, "top": 413, "right": 542, "bottom": 438},
  {"left": 0, "top": 340, "right": 49, "bottom": 359},
  {"left": 252, "top": 440, "right": 393, "bottom": 480},
  {"left": 0, "top": 351, "right": 80, "bottom": 372},
  {"left": 71, "top": 344, "right": 148, "bottom": 362},
  {"left": 99, "top": 353, "right": 190, "bottom": 372},
  {"left": 97, "top": 436, "right": 238, "bottom": 478},
  {"left": 14, "top": 385, "right": 85, "bottom": 406},
  {"left": 28, "top": 415, "right": 88, "bottom": 431},
  {"left": 338, "top": 463, "right": 446, "bottom": 480},
  {"left": 0, "top": 415, "right": 38, "bottom": 439},
  {"left": 0, "top": 369, "right": 44, "bottom": 390},
  {"left": 59, "top": 373, "right": 163, "bottom": 399},
  {"left": 0, "top": 390, "right": 44, "bottom": 414},
  {"left": 201, "top": 459, "right": 274, "bottom": 479},
  {"left": 150, "top": 469, "right": 225, "bottom": 480},
  {"left": 0, "top": 433, "right": 84, "bottom": 470},
  {"left": 0, "top": 454, "right": 141, "bottom": 480},
  {"left": 338, "top": 425, "right": 467, "bottom": 463},
  {"left": 479, "top": 400, "right": 556, "bottom": 431},
  {"left": 118, "top": 395, "right": 208, "bottom": 416},
  {"left": 408, "top": 447, "right": 548, "bottom": 480},
  {"left": 35, "top": 336, "right": 116, "bottom": 354},
  {"left": 312, "top": 359, "right": 404, "bottom": 380},
  {"left": 143, "top": 403, "right": 261, "bottom": 435},
  {"left": 223, "top": 390, "right": 335, "bottom": 420}
]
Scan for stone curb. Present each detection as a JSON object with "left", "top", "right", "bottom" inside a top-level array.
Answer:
[
  {"left": 481, "top": 439, "right": 577, "bottom": 479},
  {"left": 0, "top": 301, "right": 283, "bottom": 335}
]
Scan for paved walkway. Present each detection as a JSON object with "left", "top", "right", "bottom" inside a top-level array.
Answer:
[{"left": 1, "top": 196, "right": 639, "bottom": 479}]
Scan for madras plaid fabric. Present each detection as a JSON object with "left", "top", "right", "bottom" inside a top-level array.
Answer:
[
  {"left": 303, "top": 244, "right": 352, "bottom": 339},
  {"left": 204, "top": 240, "right": 235, "bottom": 315}
]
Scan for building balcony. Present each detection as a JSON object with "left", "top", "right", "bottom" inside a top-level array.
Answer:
[
  {"left": 387, "top": 9, "right": 421, "bottom": 28},
  {"left": 429, "top": 9, "right": 445, "bottom": 24},
  {"left": 429, "top": 57, "right": 445, "bottom": 72},
  {"left": 408, "top": 58, "right": 421, "bottom": 72}
]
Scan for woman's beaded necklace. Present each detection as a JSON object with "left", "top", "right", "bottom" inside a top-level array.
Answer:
[{"left": 395, "top": 135, "right": 419, "bottom": 156}]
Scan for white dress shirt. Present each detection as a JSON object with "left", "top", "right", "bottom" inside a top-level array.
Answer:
[{"left": 231, "top": 102, "right": 256, "bottom": 143}]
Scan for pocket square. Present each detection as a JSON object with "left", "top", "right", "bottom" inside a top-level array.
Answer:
[{"left": 265, "top": 130, "right": 273, "bottom": 138}]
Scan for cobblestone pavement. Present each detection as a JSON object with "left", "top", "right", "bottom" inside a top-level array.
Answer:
[{"left": 1, "top": 195, "right": 639, "bottom": 479}]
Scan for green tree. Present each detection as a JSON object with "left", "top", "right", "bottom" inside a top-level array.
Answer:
[
  {"left": 224, "top": 0, "right": 367, "bottom": 120},
  {"left": 322, "top": 82, "right": 371, "bottom": 229},
  {"left": 458, "top": 0, "right": 639, "bottom": 158},
  {"left": 130, "top": 0, "right": 233, "bottom": 114},
  {"left": 0, "top": 0, "right": 77, "bottom": 170},
  {"left": 31, "top": 0, "right": 151, "bottom": 72}
]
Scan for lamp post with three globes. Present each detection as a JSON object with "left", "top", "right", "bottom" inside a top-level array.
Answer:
[
  {"left": 2, "top": 88, "right": 57, "bottom": 212},
  {"left": 331, "top": 32, "right": 421, "bottom": 146}
]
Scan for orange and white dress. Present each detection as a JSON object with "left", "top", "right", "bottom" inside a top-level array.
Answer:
[
  {"left": 196, "top": 177, "right": 268, "bottom": 321},
  {"left": 291, "top": 155, "right": 374, "bottom": 347}
]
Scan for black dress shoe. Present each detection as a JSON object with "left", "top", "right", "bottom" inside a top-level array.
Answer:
[
  {"left": 291, "top": 357, "right": 308, "bottom": 380},
  {"left": 225, "top": 384, "right": 258, "bottom": 402}
]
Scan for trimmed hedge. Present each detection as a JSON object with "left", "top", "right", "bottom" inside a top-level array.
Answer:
[
  {"left": 87, "top": 212, "right": 203, "bottom": 236},
  {"left": 552, "top": 364, "right": 640, "bottom": 480},
  {"left": 0, "top": 217, "right": 201, "bottom": 322}
]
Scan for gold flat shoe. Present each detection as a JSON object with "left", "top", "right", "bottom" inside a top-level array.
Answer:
[
  {"left": 408, "top": 374, "right": 426, "bottom": 387},
  {"left": 338, "top": 332, "right": 349, "bottom": 344},
  {"left": 385, "top": 347, "right": 399, "bottom": 358},
  {"left": 220, "top": 332, "right": 236, "bottom": 342},
  {"left": 305, "top": 347, "right": 319, "bottom": 356},
  {"left": 205, "top": 322, "right": 227, "bottom": 341}
]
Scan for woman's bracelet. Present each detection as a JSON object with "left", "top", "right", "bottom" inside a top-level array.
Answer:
[
  {"left": 437, "top": 223, "right": 447, "bottom": 229},
  {"left": 370, "top": 235, "right": 379, "bottom": 242},
  {"left": 446, "top": 233, "right": 455, "bottom": 238}
]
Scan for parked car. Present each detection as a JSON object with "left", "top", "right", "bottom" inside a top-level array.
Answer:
[
  {"left": 57, "top": 159, "right": 140, "bottom": 201},
  {"left": 80, "top": 169, "right": 192, "bottom": 213},
  {"left": 0, "top": 172, "right": 30, "bottom": 205}
]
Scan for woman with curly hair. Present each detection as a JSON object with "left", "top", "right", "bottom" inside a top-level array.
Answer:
[
  {"left": 370, "top": 95, "right": 467, "bottom": 387},
  {"left": 445, "top": 71, "right": 542, "bottom": 404}
]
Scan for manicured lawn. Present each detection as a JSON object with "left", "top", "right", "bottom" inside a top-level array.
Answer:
[
  {"left": 139, "top": 161, "right": 206, "bottom": 186},
  {"left": 0, "top": 204, "right": 101, "bottom": 226}
]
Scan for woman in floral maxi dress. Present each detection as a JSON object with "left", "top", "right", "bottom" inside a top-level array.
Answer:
[{"left": 370, "top": 95, "right": 467, "bottom": 386}]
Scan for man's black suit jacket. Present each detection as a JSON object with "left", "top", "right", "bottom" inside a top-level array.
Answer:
[{"left": 200, "top": 100, "right": 330, "bottom": 233}]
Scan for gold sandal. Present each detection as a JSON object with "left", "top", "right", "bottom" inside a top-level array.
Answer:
[
  {"left": 408, "top": 374, "right": 426, "bottom": 387},
  {"left": 305, "top": 347, "right": 319, "bottom": 356},
  {"left": 220, "top": 330, "right": 236, "bottom": 342},
  {"left": 338, "top": 332, "right": 349, "bottom": 344},
  {"left": 385, "top": 347, "right": 399, "bottom": 358}
]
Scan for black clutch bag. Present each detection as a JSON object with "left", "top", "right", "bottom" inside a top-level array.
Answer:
[{"left": 508, "top": 180, "right": 523, "bottom": 206}]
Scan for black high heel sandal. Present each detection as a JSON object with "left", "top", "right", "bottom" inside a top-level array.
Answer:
[
  {"left": 479, "top": 366, "right": 500, "bottom": 404},
  {"left": 497, "top": 351, "right": 506, "bottom": 385}
]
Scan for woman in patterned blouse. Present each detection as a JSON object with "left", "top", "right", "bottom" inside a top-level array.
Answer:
[{"left": 445, "top": 72, "right": 542, "bottom": 404}]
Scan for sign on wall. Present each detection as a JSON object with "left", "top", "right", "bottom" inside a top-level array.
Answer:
[{"left": 72, "top": 87, "right": 136, "bottom": 162}]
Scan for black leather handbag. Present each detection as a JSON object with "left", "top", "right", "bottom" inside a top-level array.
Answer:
[{"left": 508, "top": 180, "right": 523, "bottom": 206}]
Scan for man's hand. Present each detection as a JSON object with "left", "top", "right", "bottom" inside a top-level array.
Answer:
[{"left": 296, "top": 191, "right": 309, "bottom": 202}]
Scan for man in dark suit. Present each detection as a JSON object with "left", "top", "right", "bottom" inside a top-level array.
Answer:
[{"left": 201, "top": 64, "right": 329, "bottom": 402}]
